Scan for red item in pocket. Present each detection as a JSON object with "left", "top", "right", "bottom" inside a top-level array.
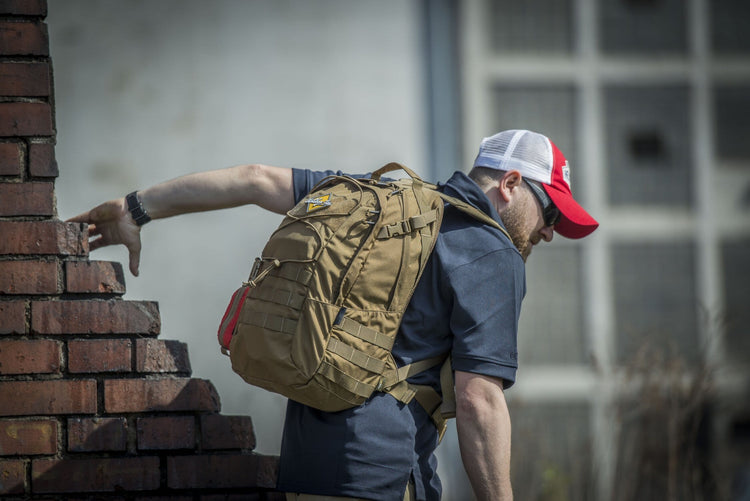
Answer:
[{"left": 217, "top": 286, "right": 251, "bottom": 352}]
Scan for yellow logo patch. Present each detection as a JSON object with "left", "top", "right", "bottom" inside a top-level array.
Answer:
[{"left": 305, "top": 193, "right": 332, "bottom": 213}]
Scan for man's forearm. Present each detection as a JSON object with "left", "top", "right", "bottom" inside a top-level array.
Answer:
[
  {"left": 138, "top": 163, "right": 294, "bottom": 219},
  {"left": 455, "top": 371, "right": 513, "bottom": 500}
]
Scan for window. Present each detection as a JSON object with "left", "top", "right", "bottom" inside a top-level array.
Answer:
[
  {"left": 599, "top": 0, "right": 688, "bottom": 55},
  {"left": 605, "top": 85, "right": 693, "bottom": 207}
]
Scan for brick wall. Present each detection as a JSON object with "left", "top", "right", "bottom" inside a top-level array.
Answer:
[{"left": 0, "top": 2, "right": 281, "bottom": 498}]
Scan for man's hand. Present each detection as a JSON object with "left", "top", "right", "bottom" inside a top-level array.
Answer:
[{"left": 67, "top": 198, "right": 143, "bottom": 276}]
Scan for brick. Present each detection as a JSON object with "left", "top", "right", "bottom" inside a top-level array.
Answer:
[
  {"left": 0, "top": 102, "right": 53, "bottom": 136},
  {"left": 0, "top": 380, "right": 96, "bottom": 416},
  {"left": 0, "top": 300, "right": 26, "bottom": 334},
  {"left": 201, "top": 414, "right": 255, "bottom": 450},
  {"left": 67, "top": 417, "right": 127, "bottom": 452},
  {"left": 0, "top": 338, "right": 60, "bottom": 374},
  {"left": 137, "top": 415, "right": 194, "bottom": 450},
  {"left": 167, "top": 454, "right": 260, "bottom": 490},
  {"left": 0, "top": 21, "right": 48, "bottom": 56},
  {"left": 32, "top": 457, "right": 160, "bottom": 493},
  {"left": 104, "top": 378, "right": 220, "bottom": 414},
  {"left": 0, "top": 142, "right": 21, "bottom": 176},
  {"left": 135, "top": 338, "right": 190, "bottom": 374},
  {"left": 0, "top": 182, "right": 54, "bottom": 217},
  {"left": 0, "top": 260, "right": 59, "bottom": 294},
  {"left": 0, "top": 221, "right": 87, "bottom": 256},
  {"left": 0, "top": 459, "right": 25, "bottom": 494},
  {"left": 256, "top": 454, "right": 280, "bottom": 489},
  {"left": 31, "top": 300, "right": 160, "bottom": 335},
  {"left": 28, "top": 142, "right": 57, "bottom": 177},
  {"left": 0, "top": 62, "right": 50, "bottom": 97},
  {"left": 68, "top": 338, "right": 131, "bottom": 373},
  {"left": 0, "top": 1, "right": 47, "bottom": 16},
  {"left": 64, "top": 261, "right": 125, "bottom": 294},
  {"left": 0, "top": 418, "right": 57, "bottom": 455}
]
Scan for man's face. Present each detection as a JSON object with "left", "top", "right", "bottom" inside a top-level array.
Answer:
[{"left": 500, "top": 185, "right": 554, "bottom": 262}]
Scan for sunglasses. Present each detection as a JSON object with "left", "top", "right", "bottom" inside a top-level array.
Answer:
[{"left": 524, "top": 179, "right": 561, "bottom": 227}]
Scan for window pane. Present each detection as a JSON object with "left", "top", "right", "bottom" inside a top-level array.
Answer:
[
  {"left": 604, "top": 85, "right": 693, "bottom": 207},
  {"left": 487, "top": 0, "right": 573, "bottom": 54},
  {"left": 600, "top": 0, "right": 688, "bottom": 55},
  {"left": 711, "top": 0, "right": 750, "bottom": 54},
  {"left": 721, "top": 238, "right": 750, "bottom": 364},
  {"left": 612, "top": 242, "right": 700, "bottom": 365},
  {"left": 714, "top": 86, "right": 750, "bottom": 164},
  {"left": 519, "top": 245, "right": 585, "bottom": 365}
]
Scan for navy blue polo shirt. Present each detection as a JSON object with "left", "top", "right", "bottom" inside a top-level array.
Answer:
[{"left": 276, "top": 169, "right": 526, "bottom": 500}]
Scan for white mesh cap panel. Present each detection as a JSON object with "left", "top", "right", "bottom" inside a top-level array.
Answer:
[{"left": 473, "top": 130, "right": 554, "bottom": 184}]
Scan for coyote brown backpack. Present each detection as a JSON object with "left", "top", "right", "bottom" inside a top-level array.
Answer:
[{"left": 218, "top": 163, "right": 510, "bottom": 435}]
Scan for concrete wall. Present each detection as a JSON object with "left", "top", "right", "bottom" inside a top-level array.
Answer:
[{"left": 49, "top": 0, "right": 427, "bottom": 456}]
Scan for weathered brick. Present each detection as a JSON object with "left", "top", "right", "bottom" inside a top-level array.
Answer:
[
  {"left": 0, "top": 221, "right": 88, "bottom": 256},
  {"left": 256, "top": 454, "right": 280, "bottom": 489},
  {"left": 0, "top": 62, "right": 50, "bottom": 97},
  {"left": 31, "top": 300, "right": 160, "bottom": 335},
  {"left": 0, "top": 102, "right": 53, "bottom": 136},
  {"left": 0, "top": 459, "right": 25, "bottom": 494},
  {"left": 67, "top": 417, "right": 127, "bottom": 452},
  {"left": 201, "top": 414, "right": 255, "bottom": 450},
  {"left": 137, "top": 415, "right": 194, "bottom": 450},
  {"left": 135, "top": 338, "right": 190, "bottom": 374},
  {"left": 0, "top": 338, "right": 60, "bottom": 374},
  {"left": 0, "top": 21, "right": 48, "bottom": 56},
  {"left": 0, "top": 181, "right": 54, "bottom": 217},
  {"left": 0, "top": 380, "right": 96, "bottom": 416},
  {"left": 0, "top": 418, "right": 57, "bottom": 455},
  {"left": 104, "top": 378, "right": 220, "bottom": 414},
  {"left": 0, "top": 300, "right": 26, "bottom": 334},
  {"left": 32, "top": 457, "right": 160, "bottom": 494},
  {"left": 64, "top": 261, "right": 125, "bottom": 294},
  {"left": 167, "top": 454, "right": 260, "bottom": 490},
  {"left": 28, "top": 142, "right": 57, "bottom": 177},
  {"left": 67, "top": 338, "right": 131, "bottom": 373},
  {"left": 0, "top": 260, "right": 59, "bottom": 295},
  {"left": 0, "top": 142, "right": 22, "bottom": 176},
  {"left": 0, "top": 0, "right": 47, "bottom": 16}
]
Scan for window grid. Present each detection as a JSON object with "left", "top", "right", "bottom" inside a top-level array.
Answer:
[{"left": 460, "top": 0, "right": 750, "bottom": 498}]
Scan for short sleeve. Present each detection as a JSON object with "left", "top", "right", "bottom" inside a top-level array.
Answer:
[{"left": 448, "top": 248, "right": 525, "bottom": 389}]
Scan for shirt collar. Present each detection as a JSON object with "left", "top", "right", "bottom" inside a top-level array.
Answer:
[{"left": 440, "top": 171, "right": 505, "bottom": 227}]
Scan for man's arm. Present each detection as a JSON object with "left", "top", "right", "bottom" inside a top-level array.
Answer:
[
  {"left": 67, "top": 163, "right": 294, "bottom": 276},
  {"left": 455, "top": 370, "right": 513, "bottom": 500}
]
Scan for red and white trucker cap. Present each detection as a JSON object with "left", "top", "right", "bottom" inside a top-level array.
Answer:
[{"left": 473, "top": 129, "right": 599, "bottom": 239}]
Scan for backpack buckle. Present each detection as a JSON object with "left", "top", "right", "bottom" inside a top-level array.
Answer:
[{"left": 375, "top": 378, "right": 385, "bottom": 392}]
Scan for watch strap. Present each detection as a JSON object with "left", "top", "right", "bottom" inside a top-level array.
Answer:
[{"left": 125, "top": 191, "right": 152, "bottom": 226}]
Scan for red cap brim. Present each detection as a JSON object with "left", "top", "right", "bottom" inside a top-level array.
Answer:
[
  {"left": 545, "top": 185, "right": 599, "bottom": 239},
  {"left": 544, "top": 140, "right": 599, "bottom": 239}
]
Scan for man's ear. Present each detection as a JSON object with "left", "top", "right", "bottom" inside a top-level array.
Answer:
[{"left": 498, "top": 170, "right": 523, "bottom": 203}]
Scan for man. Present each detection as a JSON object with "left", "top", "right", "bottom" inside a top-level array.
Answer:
[{"left": 70, "top": 129, "right": 598, "bottom": 500}]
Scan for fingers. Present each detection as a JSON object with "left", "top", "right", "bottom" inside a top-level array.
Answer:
[
  {"left": 86, "top": 224, "right": 101, "bottom": 237},
  {"left": 65, "top": 211, "right": 91, "bottom": 224},
  {"left": 128, "top": 246, "right": 141, "bottom": 277},
  {"left": 88, "top": 235, "right": 106, "bottom": 252}
]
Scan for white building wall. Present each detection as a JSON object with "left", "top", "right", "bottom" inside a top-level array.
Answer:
[{"left": 49, "top": 0, "right": 427, "bottom": 456}]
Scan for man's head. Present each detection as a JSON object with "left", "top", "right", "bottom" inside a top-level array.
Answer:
[{"left": 469, "top": 129, "right": 598, "bottom": 260}]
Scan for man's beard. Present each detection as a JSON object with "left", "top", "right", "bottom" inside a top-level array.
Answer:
[{"left": 500, "top": 202, "right": 532, "bottom": 262}]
